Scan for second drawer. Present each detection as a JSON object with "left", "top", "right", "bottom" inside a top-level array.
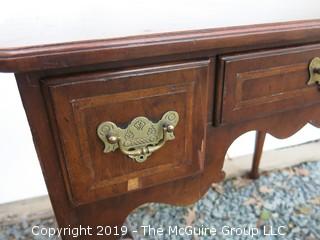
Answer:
[{"left": 217, "top": 44, "right": 320, "bottom": 124}]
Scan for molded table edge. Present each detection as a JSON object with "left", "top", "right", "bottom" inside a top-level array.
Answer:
[{"left": 1, "top": 19, "right": 320, "bottom": 73}]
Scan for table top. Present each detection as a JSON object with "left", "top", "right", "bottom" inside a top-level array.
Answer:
[
  {"left": 1, "top": 0, "right": 320, "bottom": 73},
  {"left": 1, "top": 0, "right": 319, "bottom": 49}
]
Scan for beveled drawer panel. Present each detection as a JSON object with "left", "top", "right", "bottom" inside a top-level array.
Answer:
[
  {"left": 217, "top": 44, "right": 320, "bottom": 124},
  {"left": 41, "top": 61, "right": 210, "bottom": 205}
]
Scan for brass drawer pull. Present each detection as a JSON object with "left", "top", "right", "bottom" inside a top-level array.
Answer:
[
  {"left": 308, "top": 57, "right": 320, "bottom": 86},
  {"left": 97, "top": 111, "right": 179, "bottom": 163}
]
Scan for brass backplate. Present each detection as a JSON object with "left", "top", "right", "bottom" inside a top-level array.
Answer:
[
  {"left": 308, "top": 57, "right": 320, "bottom": 86},
  {"left": 97, "top": 111, "right": 179, "bottom": 163}
]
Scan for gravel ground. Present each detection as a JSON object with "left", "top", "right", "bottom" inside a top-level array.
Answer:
[{"left": 1, "top": 161, "right": 320, "bottom": 240}]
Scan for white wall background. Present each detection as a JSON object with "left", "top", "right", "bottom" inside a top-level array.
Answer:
[
  {"left": 0, "top": 73, "right": 319, "bottom": 204},
  {"left": 0, "top": 74, "right": 47, "bottom": 204}
]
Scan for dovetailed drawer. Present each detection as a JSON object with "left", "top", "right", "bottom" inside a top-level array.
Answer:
[
  {"left": 41, "top": 61, "right": 210, "bottom": 206},
  {"left": 216, "top": 44, "right": 320, "bottom": 125}
]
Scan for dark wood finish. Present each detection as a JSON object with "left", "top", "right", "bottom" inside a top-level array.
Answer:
[
  {"left": 41, "top": 61, "right": 210, "bottom": 205},
  {"left": 2, "top": 19, "right": 319, "bottom": 239},
  {"left": 1, "top": 20, "right": 320, "bottom": 73},
  {"left": 250, "top": 131, "right": 267, "bottom": 179},
  {"left": 217, "top": 44, "right": 320, "bottom": 124}
]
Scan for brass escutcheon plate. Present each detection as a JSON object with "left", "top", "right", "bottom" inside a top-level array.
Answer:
[
  {"left": 308, "top": 57, "right": 320, "bottom": 86},
  {"left": 97, "top": 111, "right": 179, "bottom": 163}
]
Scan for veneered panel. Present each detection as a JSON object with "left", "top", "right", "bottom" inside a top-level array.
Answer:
[
  {"left": 41, "top": 61, "right": 210, "bottom": 205},
  {"left": 218, "top": 44, "right": 320, "bottom": 124}
]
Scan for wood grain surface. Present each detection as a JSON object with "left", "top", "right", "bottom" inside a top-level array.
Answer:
[{"left": 0, "top": 20, "right": 320, "bottom": 72}]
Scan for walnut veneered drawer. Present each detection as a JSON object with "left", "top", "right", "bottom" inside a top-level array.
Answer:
[
  {"left": 216, "top": 44, "right": 320, "bottom": 124},
  {"left": 41, "top": 61, "right": 210, "bottom": 205}
]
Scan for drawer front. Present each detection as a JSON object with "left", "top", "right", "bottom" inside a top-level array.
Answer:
[
  {"left": 217, "top": 44, "right": 320, "bottom": 124},
  {"left": 41, "top": 61, "right": 210, "bottom": 205}
]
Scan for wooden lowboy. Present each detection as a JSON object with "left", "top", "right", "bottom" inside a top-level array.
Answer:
[{"left": 1, "top": 1, "right": 320, "bottom": 239}]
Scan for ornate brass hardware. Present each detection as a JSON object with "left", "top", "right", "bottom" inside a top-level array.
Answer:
[
  {"left": 308, "top": 57, "right": 320, "bottom": 86},
  {"left": 97, "top": 111, "right": 179, "bottom": 163}
]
